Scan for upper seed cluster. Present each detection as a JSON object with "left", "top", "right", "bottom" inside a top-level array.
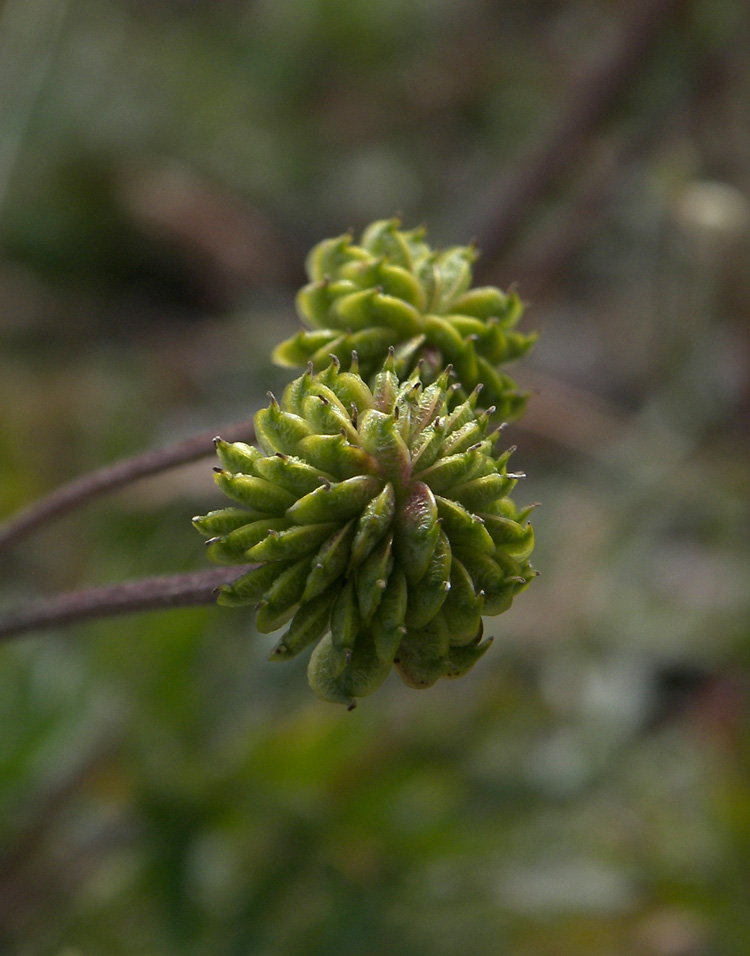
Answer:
[{"left": 273, "top": 218, "right": 536, "bottom": 420}]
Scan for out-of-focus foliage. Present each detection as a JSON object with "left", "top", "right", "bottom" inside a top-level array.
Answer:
[{"left": 1, "top": 0, "right": 749, "bottom": 954}]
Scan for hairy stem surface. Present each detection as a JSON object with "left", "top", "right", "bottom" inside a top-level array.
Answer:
[
  {"left": 0, "top": 567, "right": 255, "bottom": 642},
  {"left": 0, "top": 420, "right": 255, "bottom": 552}
]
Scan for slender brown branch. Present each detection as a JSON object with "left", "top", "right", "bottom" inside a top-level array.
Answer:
[
  {"left": 0, "top": 419, "right": 255, "bottom": 552},
  {"left": 0, "top": 566, "right": 255, "bottom": 642},
  {"left": 502, "top": 124, "right": 657, "bottom": 297},
  {"left": 474, "top": 0, "right": 686, "bottom": 277},
  {"left": 499, "top": 34, "right": 731, "bottom": 297}
]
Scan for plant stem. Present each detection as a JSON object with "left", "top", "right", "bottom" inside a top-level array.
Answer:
[
  {"left": 0, "top": 566, "right": 255, "bottom": 642},
  {"left": 474, "top": 0, "right": 685, "bottom": 276},
  {"left": 0, "top": 420, "right": 255, "bottom": 552}
]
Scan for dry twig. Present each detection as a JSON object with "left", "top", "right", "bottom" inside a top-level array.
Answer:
[
  {"left": 0, "top": 421, "right": 254, "bottom": 553},
  {"left": 0, "top": 566, "right": 254, "bottom": 642},
  {"left": 475, "top": 0, "right": 686, "bottom": 277}
]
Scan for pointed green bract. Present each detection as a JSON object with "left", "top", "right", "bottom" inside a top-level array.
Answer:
[
  {"left": 394, "top": 614, "right": 451, "bottom": 689},
  {"left": 301, "top": 388, "right": 358, "bottom": 441},
  {"left": 286, "top": 475, "right": 381, "bottom": 525},
  {"left": 254, "top": 454, "right": 335, "bottom": 497},
  {"left": 451, "top": 473, "right": 515, "bottom": 511},
  {"left": 296, "top": 433, "right": 376, "bottom": 480},
  {"left": 256, "top": 557, "right": 312, "bottom": 633},
  {"left": 362, "top": 218, "right": 413, "bottom": 269},
  {"left": 307, "top": 630, "right": 391, "bottom": 708},
  {"left": 459, "top": 551, "right": 521, "bottom": 616},
  {"left": 416, "top": 448, "right": 489, "bottom": 495},
  {"left": 351, "top": 482, "right": 396, "bottom": 566},
  {"left": 246, "top": 522, "right": 337, "bottom": 562},
  {"left": 355, "top": 531, "right": 394, "bottom": 620},
  {"left": 372, "top": 566, "right": 408, "bottom": 664},
  {"left": 404, "top": 528, "right": 452, "bottom": 628},
  {"left": 302, "top": 520, "right": 356, "bottom": 601},
  {"left": 443, "top": 632, "right": 494, "bottom": 679},
  {"left": 441, "top": 419, "right": 486, "bottom": 456},
  {"left": 442, "top": 557, "right": 485, "bottom": 645},
  {"left": 206, "top": 517, "right": 290, "bottom": 564},
  {"left": 307, "top": 234, "right": 369, "bottom": 282},
  {"left": 192, "top": 507, "right": 256, "bottom": 537},
  {"left": 394, "top": 481, "right": 439, "bottom": 585},
  {"left": 371, "top": 351, "right": 401, "bottom": 411},
  {"left": 254, "top": 402, "right": 312, "bottom": 455},
  {"left": 269, "top": 588, "right": 337, "bottom": 661},
  {"left": 320, "top": 364, "right": 373, "bottom": 416},
  {"left": 451, "top": 287, "right": 513, "bottom": 321},
  {"left": 482, "top": 514, "right": 536, "bottom": 561},
  {"left": 214, "top": 439, "right": 261, "bottom": 474},
  {"left": 358, "top": 409, "right": 411, "bottom": 491},
  {"left": 330, "top": 578, "right": 361, "bottom": 671},
  {"left": 213, "top": 472, "right": 296, "bottom": 514},
  {"left": 434, "top": 496, "right": 496, "bottom": 555},
  {"left": 216, "top": 561, "right": 291, "bottom": 607},
  {"left": 410, "top": 418, "right": 446, "bottom": 472},
  {"left": 272, "top": 329, "right": 341, "bottom": 368}
]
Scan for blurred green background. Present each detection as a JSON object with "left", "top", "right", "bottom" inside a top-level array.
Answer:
[{"left": 1, "top": 0, "right": 749, "bottom": 954}]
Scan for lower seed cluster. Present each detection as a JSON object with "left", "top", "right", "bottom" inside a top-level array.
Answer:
[{"left": 193, "top": 353, "right": 536, "bottom": 706}]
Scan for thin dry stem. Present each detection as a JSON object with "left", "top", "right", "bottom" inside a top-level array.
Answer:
[
  {"left": 474, "top": 0, "right": 685, "bottom": 276},
  {"left": 0, "top": 566, "right": 255, "bottom": 642},
  {"left": 0, "top": 420, "right": 255, "bottom": 552}
]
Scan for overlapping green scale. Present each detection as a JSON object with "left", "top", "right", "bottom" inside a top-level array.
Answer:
[
  {"left": 194, "top": 355, "right": 537, "bottom": 707},
  {"left": 272, "top": 218, "right": 537, "bottom": 420}
]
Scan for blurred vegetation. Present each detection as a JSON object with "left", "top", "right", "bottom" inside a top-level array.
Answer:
[{"left": 1, "top": 0, "right": 749, "bottom": 954}]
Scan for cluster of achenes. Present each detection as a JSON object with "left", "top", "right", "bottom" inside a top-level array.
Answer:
[
  {"left": 273, "top": 218, "right": 536, "bottom": 421},
  {"left": 195, "top": 220, "right": 538, "bottom": 707}
]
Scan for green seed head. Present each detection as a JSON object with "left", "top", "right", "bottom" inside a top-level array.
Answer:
[
  {"left": 194, "top": 356, "right": 537, "bottom": 707},
  {"left": 272, "top": 218, "right": 537, "bottom": 420}
]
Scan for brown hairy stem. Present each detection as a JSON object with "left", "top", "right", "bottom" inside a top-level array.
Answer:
[
  {"left": 0, "top": 566, "right": 255, "bottom": 642},
  {"left": 474, "top": 0, "right": 686, "bottom": 276},
  {"left": 0, "top": 420, "right": 255, "bottom": 552}
]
